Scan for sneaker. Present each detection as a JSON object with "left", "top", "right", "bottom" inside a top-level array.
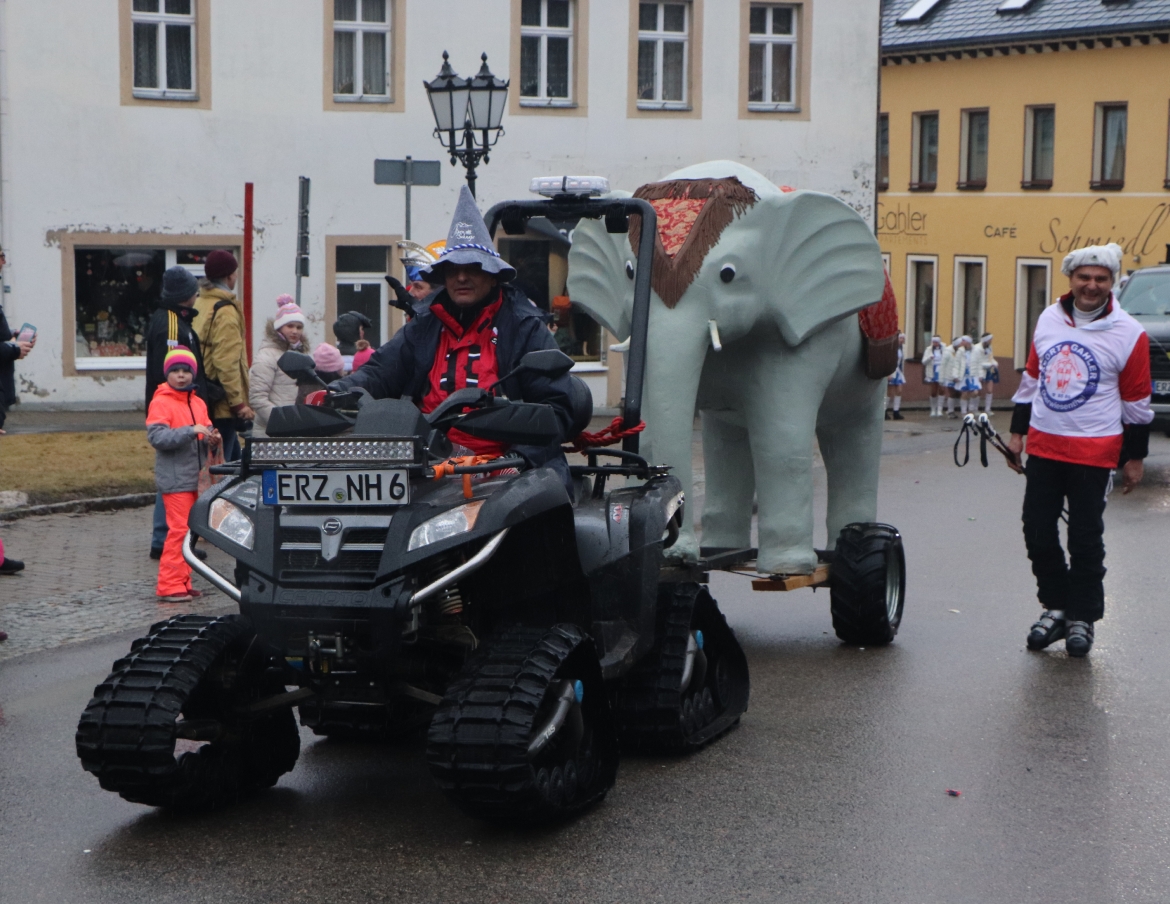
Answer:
[
  {"left": 187, "top": 588, "right": 203, "bottom": 598},
  {"left": 157, "top": 593, "right": 193, "bottom": 603},
  {"left": 149, "top": 547, "right": 163, "bottom": 560},
  {"left": 0, "top": 557, "right": 25, "bottom": 575},
  {"left": 192, "top": 547, "right": 208, "bottom": 561},
  {"left": 1026, "top": 609, "right": 1067, "bottom": 650},
  {"left": 884, "top": 409, "right": 893, "bottom": 420},
  {"left": 892, "top": 410, "right": 905, "bottom": 420},
  {"left": 1066, "top": 621, "right": 1094, "bottom": 657}
]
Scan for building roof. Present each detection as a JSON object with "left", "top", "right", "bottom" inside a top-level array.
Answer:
[{"left": 882, "top": 0, "right": 1170, "bottom": 53}]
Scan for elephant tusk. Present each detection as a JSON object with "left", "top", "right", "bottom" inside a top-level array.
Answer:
[
  {"left": 609, "top": 337, "right": 631, "bottom": 353},
  {"left": 708, "top": 320, "right": 723, "bottom": 352}
]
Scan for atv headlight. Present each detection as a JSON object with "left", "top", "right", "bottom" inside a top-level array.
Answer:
[
  {"left": 209, "top": 498, "right": 255, "bottom": 550},
  {"left": 408, "top": 500, "right": 484, "bottom": 551}
]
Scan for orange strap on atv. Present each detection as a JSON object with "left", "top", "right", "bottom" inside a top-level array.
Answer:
[
  {"left": 432, "top": 454, "right": 505, "bottom": 498},
  {"left": 563, "top": 417, "right": 646, "bottom": 453}
]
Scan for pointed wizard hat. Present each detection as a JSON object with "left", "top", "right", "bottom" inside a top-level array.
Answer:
[{"left": 421, "top": 185, "right": 517, "bottom": 283}]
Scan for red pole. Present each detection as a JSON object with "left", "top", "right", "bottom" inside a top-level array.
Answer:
[{"left": 243, "top": 182, "right": 254, "bottom": 366}]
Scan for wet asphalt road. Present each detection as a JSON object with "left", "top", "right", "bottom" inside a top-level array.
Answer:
[{"left": 3, "top": 420, "right": 1170, "bottom": 904}]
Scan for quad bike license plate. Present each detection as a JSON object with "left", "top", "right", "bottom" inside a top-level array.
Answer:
[
  {"left": 262, "top": 469, "right": 410, "bottom": 506},
  {"left": 1154, "top": 379, "right": 1170, "bottom": 396}
]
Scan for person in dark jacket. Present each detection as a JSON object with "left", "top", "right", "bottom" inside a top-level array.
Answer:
[
  {"left": 332, "top": 186, "right": 579, "bottom": 488},
  {"left": 144, "top": 266, "right": 207, "bottom": 559},
  {"left": 0, "top": 248, "right": 34, "bottom": 434}
]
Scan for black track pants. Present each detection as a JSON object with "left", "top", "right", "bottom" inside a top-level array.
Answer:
[{"left": 1021, "top": 454, "right": 1111, "bottom": 622}]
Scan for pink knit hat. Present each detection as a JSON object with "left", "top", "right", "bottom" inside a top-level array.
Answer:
[
  {"left": 312, "top": 342, "right": 344, "bottom": 373},
  {"left": 273, "top": 294, "right": 305, "bottom": 330}
]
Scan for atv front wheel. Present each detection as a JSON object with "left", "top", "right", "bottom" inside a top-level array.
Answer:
[
  {"left": 829, "top": 522, "right": 906, "bottom": 645},
  {"left": 76, "top": 614, "right": 300, "bottom": 809},
  {"left": 426, "top": 624, "right": 618, "bottom": 824},
  {"left": 611, "top": 583, "right": 750, "bottom": 754}
]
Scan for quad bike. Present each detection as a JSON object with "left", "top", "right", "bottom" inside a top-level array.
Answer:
[
  {"left": 75, "top": 190, "right": 903, "bottom": 823},
  {"left": 75, "top": 193, "right": 750, "bottom": 823}
]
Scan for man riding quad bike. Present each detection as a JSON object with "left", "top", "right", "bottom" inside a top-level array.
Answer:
[{"left": 75, "top": 184, "right": 750, "bottom": 824}]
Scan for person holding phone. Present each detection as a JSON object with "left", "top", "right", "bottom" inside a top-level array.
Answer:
[{"left": 0, "top": 247, "right": 35, "bottom": 434}]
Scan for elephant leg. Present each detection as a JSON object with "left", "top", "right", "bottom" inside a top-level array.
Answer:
[
  {"left": 734, "top": 338, "right": 827, "bottom": 576},
  {"left": 699, "top": 412, "right": 755, "bottom": 550},
  {"left": 816, "top": 347, "right": 886, "bottom": 544}
]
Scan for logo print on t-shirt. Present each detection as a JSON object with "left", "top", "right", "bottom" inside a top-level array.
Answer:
[{"left": 1039, "top": 341, "right": 1100, "bottom": 412}]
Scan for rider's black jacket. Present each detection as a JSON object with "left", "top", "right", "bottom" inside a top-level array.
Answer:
[{"left": 335, "top": 284, "right": 577, "bottom": 478}]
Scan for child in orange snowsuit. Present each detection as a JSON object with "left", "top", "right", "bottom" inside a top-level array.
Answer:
[{"left": 147, "top": 346, "right": 219, "bottom": 601}]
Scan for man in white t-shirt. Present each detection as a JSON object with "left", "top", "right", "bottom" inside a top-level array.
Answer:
[{"left": 1007, "top": 243, "right": 1152, "bottom": 657}]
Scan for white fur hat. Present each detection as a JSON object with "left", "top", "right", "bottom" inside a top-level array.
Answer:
[{"left": 1061, "top": 243, "right": 1123, "bottom": 277}]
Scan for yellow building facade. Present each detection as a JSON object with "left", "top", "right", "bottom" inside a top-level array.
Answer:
[{"left": 879, "top": 9, "right": 1170, "bottom": 394}]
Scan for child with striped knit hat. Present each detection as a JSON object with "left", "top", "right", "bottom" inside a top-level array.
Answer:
[{"left": 146, "top": 346, "right": 220, "bottom": 602}]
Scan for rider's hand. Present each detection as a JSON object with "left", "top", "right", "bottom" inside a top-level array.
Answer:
[
  {"left": 305, "top": 390, "right": 327, "bottom": 406},
  {"left": 1122, "top": 458, "right": 1144, "bottom": 494},
  {"left": 1006, "top": 433, "right": 1025, "bottom": 474}
]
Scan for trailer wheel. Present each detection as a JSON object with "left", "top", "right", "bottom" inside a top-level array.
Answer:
[{"left": 829, "top": 523, "right": 905, "bottom": 645}]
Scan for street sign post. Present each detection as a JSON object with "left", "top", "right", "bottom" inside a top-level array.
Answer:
[{"left": 374, "top": 157, "right": 441, "bottom": 240}]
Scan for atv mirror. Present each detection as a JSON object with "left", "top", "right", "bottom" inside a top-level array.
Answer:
[
  {"left": 277, "top": 351, "right": 326, "bottom": 387},
  {"left": 517, "top": 348, "right": 575, "bottom": 378}
]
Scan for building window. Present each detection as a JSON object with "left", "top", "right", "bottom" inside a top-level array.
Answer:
[
  {"left": 1015, "top": 259, "right": 1051, "bottom": 368},
  {"left": 336, "top": 245, "right": 390, "bottom": 345},
  {"left": 959, "top": 109, "right": 988, "bottom": 189},
  {"left": 747, "top": 4, "right": 797, "bottom": 111},
  {"left": 1023, "top": 105, "right": 1055, "bottom": 189},
  {"left": 953, "top": 257, "right": 986, "bottom": 340},
  {"left": 911, "top": 112, "right": 939, "bottom": 191},
  {"left": 878, "top": 113, "right": 890, "bottom": 191},
  {"left": 73, "top": 247, "right": 214, "bottom": 370},
  {"left": 637, "top": 2, "right": 690, "bottom": 109},
  {"left": 906, "top": 256, "right": 936, "bottom": 359},
  {"left": 520, "top": 0, "right": 574, "bottom": 105},
  {"left": 131, "top": 0, "right": 196, "bottom": 100},
  {"left": 332, "top": 0, "right": 392, "bottom": 101},
  {"left": 1092, "top": 103, "right": 1127, "bottom": 190}
]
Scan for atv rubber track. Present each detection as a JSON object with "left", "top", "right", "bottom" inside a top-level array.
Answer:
[
  {"left": 426, "top": 624, "right": 618, "bottom": 824},
  {"left": 75, "top": 614, "right": 299, "bottom": 809},
  {"left": 611, "top": 583, "right": 750, "bottom": 754}
]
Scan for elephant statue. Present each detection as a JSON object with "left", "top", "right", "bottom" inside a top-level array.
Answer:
[{"left": 566, "top": 161, "right": 889, "bottom": 575}]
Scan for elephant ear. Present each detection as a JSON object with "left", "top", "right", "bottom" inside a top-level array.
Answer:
[
  {"left": 757, "top": 191, "right": 886, "bottom": 346},
  {"left": 566, "top": 201, "right": 635, "bottom": 342}
]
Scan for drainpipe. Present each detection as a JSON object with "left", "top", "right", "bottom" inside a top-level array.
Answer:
[{"left": 243, "top": 182, "right": 253, "bottom": 365}]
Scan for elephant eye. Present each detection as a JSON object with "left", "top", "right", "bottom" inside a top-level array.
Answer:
[
  {"left": 625, "top": 261, "right": 635, "bottom": 280},
  {"left": 720, "top": 264, "right": 736, "bottom": 284}
]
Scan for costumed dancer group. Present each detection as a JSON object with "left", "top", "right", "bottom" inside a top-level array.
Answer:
[{"left": 920, "top": 332, "right": 998, "bottom": 418}]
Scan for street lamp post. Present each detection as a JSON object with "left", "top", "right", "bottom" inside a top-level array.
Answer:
[{"left": 424, "top": 52, "right": 509, "bottom": 199}]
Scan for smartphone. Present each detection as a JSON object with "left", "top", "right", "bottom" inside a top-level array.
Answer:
[{"left": 16, "top": 323, "right": 35, "bottom": 342}]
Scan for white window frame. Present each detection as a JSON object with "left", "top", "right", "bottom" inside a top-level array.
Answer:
[
  {"left": 1023, "top": 104, "right": 1055, "bottom": 187},
  {"left": 74, "top": 248, "right": 208, "bottom": 372},
  {"left": 332, "top": 0, "right": 393, "bottom": 103},
  {"left": 746, "top": 3, "right": 798, "bottom": 112},
  {"left": 1091, "top": 101, "right": 1127, "bottom": 188},
  {"left": 130, "top": 0, "right": 197, "bottom": 100},
  {"left": 1014, "top": 258, "right": 1052, "bottom": 368},
  {"left": 335, "top": 271, "right": 390, "bottom": 346},
  {"left": 520, "top": 0, "right": 575, "bottom": 107},
  {"left": 637, "top": 2, "right": 690, "bottom": 110},
  {"left": 959, "top": 108, "right": 989, "bottom": 188},
  {"left": 905, "top": 254, "right": 938, "bottom": 360},
  {"left": 952, "top": 255, "right": 988, "bottom": 341}
]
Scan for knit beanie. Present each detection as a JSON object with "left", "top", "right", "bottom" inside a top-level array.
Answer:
[
  {"left": 164, "top": 345, "right": 199, "bottom": 377},
  {"left": 160, "top": 266, "right": 199, "bottom": 304},
  {"left": 273, "top": 294, "right": 305, "bottom": 330},
  {"left": 204, "top": 250, "right": 238, "bottom": 281},
  {"left": 313, "top": 342, "right": 344, "bottom": 373}
]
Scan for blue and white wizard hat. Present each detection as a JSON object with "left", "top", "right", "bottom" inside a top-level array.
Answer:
[{"left": 422, "top": 185, "right": 517, "bottom": 283}]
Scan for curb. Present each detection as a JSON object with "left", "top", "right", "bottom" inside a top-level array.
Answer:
[{"left": 0, "top": 492, "right": 155, "bottom": 522}]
